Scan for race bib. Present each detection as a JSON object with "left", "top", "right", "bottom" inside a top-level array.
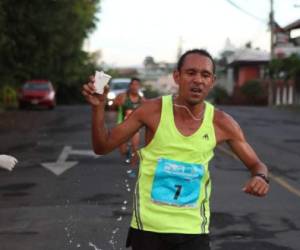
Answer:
[{"left": 151, "top": 158, "right": 204, "bottom": 207}]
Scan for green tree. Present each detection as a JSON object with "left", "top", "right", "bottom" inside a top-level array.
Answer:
[
  {"left": 0, "top": 0, "right": 101, "bottom": 103},
  {"left": 241, "top": 79, "right": 266, "bottom": 105},
  {"left": 269, "top": 54, "right": 300, "bottom": 92},
  {"left": 210, "top": 85, "right": 229, "bottom": 104},
  {"left": 269, "top": 54, "right": 300, "bottom": 80}
]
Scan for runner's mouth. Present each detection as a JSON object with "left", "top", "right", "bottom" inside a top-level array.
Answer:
[{"left": 190, "top": 87, "right": 203, "bottom": 94}]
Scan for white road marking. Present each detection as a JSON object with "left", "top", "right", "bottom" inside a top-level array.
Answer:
[
  {"left": 70, "top": 149, "right": 99, "bottom": 158},
  {"left": 41, "top": 146, "right": 101, "bottom": 176}
]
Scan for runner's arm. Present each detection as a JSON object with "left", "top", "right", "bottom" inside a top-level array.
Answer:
[
  {"left": 82, "top": 81, "right": 144, "bottom": 155},
  {"left": 92, "top": 105, "right": 143, "bottom": 154},
  {"left": 215, "top": 111, "right": 269, "bottom": 197}
]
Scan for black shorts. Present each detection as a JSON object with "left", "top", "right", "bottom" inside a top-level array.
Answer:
[{"left": 126, "top": 227, "right": 211, "bottom": 250}]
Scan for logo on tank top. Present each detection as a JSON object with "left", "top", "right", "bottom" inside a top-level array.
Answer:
[{"left": 203, "top": 134, "right": 209, "bottom": 140}]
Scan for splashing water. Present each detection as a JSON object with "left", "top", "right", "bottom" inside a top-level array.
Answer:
[{"left": 88, "top": 242, "right": 102, "bottom": 250}]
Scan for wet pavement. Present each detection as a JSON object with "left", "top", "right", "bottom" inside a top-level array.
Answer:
[
  {"left": 210, "top": 105, "right": 300, "bottom": 250},
  {"left": 0, "top": 105, "right": 299, "bottom": 250}
]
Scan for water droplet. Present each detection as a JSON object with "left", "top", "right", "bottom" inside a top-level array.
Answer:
[{"left": 88, "top": 242, "right": 102, "bottom": 250}]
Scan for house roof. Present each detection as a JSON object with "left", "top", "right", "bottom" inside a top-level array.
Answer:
[
  {"left": 284, "top": 19, "right": 300, "bottom": 31},
  {"left": 227, "top": 48, "right": 270, "bottom": 65}
]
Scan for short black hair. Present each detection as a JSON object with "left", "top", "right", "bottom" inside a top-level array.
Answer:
[
  {"left": 130, "top": 77, "right": 141, "bottom": 85},
  {"left": 177, "top": 49, "right": 215, "bottom": 74}
]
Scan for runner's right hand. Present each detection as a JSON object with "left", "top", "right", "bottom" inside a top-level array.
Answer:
[{"left": 82, "top": 76, "right": 109, "bottom": 107}]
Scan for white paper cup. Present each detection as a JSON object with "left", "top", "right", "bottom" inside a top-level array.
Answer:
[{"left": 94, "top": 71, "right": 111, "bottom": 94}]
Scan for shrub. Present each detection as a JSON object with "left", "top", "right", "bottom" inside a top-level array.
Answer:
[
  {"left": 210, "top": 86, "right": 230, "bottom": 104},
  {"left": 0, "top": 85, "right": 18, "bottom": 108},
  {"left": 240, "top": 80, "right": 265, "bottom": 103}
]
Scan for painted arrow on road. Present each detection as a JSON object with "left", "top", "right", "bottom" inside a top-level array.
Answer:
[{"left": 42, "top": 146, "right": 100, "bottom": 176}]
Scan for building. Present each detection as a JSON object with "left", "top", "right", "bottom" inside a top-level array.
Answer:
[
  {"left": 138, "top": 58, "right": 176, "bottom": 95},
  {"left": 272, "top": 19, "right": 300, "bottom": 105},
  {"left": 222, "top": 46, "right": 270, "bottom": 105},
  {"left": 220, "top": 18, "right": 300, "bottom": 105},
  {"left": 274, "top": 19, "right": 300, "bottom": 58},
  {"left": 227, "top": 48, "right": 270, "bottom": 87}
]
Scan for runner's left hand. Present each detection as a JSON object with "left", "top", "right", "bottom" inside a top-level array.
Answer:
[{"left": 242, "top": 176, "right": 269, "bottom": 197}]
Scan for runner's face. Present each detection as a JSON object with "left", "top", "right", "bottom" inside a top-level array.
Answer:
[
  {"left": 174, "top": 54, "right": 215, "bottom": 105},
  {"left": 129, "top": 80, "right": 140, "bottom": 94}
]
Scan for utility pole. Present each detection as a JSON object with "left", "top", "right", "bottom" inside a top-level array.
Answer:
[
  {"left": 268, "top": 0, "right": 275, "bottom": 106},
  {"left": 177, "top": 36, "right": 183, "bottom": 61},
  {"left": 270, "top": 0, "right": 275, "bottom": 59}
]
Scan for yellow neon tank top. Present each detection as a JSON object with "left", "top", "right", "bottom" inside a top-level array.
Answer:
[{"left": 131, "top": 95, "right": 216, "bottom": 234}]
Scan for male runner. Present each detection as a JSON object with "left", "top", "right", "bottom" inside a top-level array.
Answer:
[
  {"left": 113, "top": 78, "right": 144, "bottom": 171},
  {"left": 82, "top": 49, "right": 269, "bottom": 250}
]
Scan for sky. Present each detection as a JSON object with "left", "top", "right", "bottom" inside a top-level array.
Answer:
[{"left": 85, "top": 0, "right": 300, "bottom": 67}]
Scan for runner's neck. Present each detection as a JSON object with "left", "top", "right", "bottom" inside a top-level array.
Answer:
[{"left": 173, "top": 95, "right": 205, "bottom": 121}]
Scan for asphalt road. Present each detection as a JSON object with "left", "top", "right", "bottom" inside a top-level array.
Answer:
[{"left": 0, "top": 104, "right": 299, "bottom": 250}]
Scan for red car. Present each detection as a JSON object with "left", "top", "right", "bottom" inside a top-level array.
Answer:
[{"left": 18, "top": 80, "right": 56, "bottom": 109}]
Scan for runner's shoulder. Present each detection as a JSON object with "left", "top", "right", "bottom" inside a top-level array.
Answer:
[
  {"left": 213, "top": 108, "right": 241, "bottom": 136},
  {"left": 138, "top": 97, "right": 162, "bottom": 114}
]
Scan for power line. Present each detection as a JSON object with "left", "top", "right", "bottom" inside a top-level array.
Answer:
[{"left": 225, "top": 0, "right": 268, "bottom": 23}]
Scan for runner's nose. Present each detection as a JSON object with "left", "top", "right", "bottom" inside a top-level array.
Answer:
[{"left": 192, "top": 72, "right": 205, "bottom": 85}]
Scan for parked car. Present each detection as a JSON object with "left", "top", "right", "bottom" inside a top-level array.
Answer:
[
  {"left": 18, "top": 80, "right": 56, "bottom": 109},
  {"left": 106, "top": 78, "right": 143, "bottom": 108}
]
